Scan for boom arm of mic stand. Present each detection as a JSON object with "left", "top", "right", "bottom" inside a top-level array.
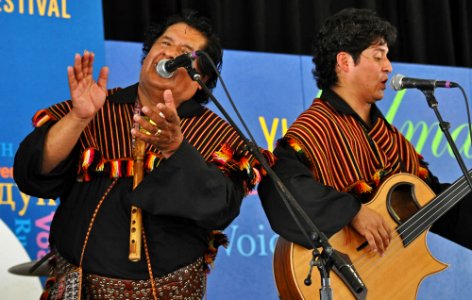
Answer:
[
  {"left": 421, "top": 89, "right": 472, "bottom": 190},
  {"left": 186, "top": 67, "right": 366, "bottom": 298}
]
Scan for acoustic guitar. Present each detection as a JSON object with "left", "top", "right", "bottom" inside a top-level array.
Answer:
[{"left": 273, "top": 172, "right": 471, "bottom": 299}]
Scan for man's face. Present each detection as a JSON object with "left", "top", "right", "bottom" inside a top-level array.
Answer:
[
  {"left": 139, "top": 22, "right": 207, "bottom": 106},
  {"left": 350, "top": 44, "right": 392, "bottom": 103}
]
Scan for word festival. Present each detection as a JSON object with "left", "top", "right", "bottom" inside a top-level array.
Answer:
[{"left": 0, "top": 0, "right": 71, "bottom": 18}]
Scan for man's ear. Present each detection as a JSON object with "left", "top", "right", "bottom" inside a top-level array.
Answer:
[{"left": 336, "top": 51, "right": 353, "bottom": 73}]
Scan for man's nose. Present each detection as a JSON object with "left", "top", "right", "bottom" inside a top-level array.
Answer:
[
  {"left": 163, "top": 46, "right": 183, "bottom": 59},
  {"left": 384, "top": 59, "right": 392, "bottom": 73}
]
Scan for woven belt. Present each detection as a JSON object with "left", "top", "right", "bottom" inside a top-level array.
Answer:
[
  {"left": 84, "top": 257, "right": 206, "bottom": 299},
  {"left": 46, "top": 251, "right": 206, "bottom": 300}
]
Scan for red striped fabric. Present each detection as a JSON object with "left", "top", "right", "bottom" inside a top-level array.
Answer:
[
  {"left": 285, "top": 98, "right": 428, "bottom": 198},
  {"left": 32, "top": 89, "right": 262, "bottom": 193}
]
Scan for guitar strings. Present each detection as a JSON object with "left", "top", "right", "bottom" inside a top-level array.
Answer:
[
  {"left": 352, "top": 175, "right": 467, "bottom": 278},
  {"left": 354, "top": 174, "right": 466, "bottom": 267},
  {"left": 343, "top": 173, "right": 469, "bottom": 288}
]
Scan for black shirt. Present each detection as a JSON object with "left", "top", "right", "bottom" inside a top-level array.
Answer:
[{"left": 14, "top": 84, "right": 258, "bottom": 279}]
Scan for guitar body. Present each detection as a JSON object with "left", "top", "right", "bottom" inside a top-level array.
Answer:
[{"left": 274, "top": 173, "right": 448, "bottom": 300}]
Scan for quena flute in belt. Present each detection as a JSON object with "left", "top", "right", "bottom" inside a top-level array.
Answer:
[{"left": 129, "top": 129, "right": 146, "bottom": 262}]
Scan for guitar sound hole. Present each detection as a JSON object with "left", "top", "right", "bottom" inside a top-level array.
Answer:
[{"left": 387, "top": 182, "right": 420, "bottom": 224}]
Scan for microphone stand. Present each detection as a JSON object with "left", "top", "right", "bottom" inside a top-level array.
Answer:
[
  {"left": 420, "top": 88, "right": 472, "bottom": 189},
  {"left": 185, "top": 66, "right": 366, "bottom": 300}
]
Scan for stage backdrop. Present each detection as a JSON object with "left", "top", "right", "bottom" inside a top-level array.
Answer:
[
  {"left": 2, "top": 6, "right": 472, "bottom": 300},
  {"left": 0, "top": 1, "right": 104, "bottom": 298}
]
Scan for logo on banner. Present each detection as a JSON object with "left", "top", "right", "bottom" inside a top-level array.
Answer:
[{"left": 0, "top": 0, "right": 71, "bottom": 19}]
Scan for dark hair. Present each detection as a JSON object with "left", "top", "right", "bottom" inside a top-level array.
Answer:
[
  {"left": 142, "top": 11, "right": 222, "bottom": 104},
  {"left": 312, "top": 8, "right": 397, "bottom": 90}
]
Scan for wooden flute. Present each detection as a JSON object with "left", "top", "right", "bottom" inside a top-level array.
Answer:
[{"left": 129, "top": 137, "right": 146, "bottom": 262}]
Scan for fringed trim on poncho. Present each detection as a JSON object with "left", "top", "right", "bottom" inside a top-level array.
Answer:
[
  {"left": 32, "top": 109, "right": 55, "bottom": 127},
  {"left": 211, "top": 143, "right": 273, "bottom": 195},
  {"left": 417, "top": 153, "right": 430, "bottom": 181},
  {"left": 203, "top": 230, "right": 229, "bottom": 274},
  {"left": 77, "top": 148, "right": 164, "bottom": 181}
]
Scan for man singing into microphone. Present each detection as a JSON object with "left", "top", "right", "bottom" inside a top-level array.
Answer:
[
  {"left": 14, "top": 12, "right": 264, "bottom": 299},
  {"left": 259, "top": 8, "right": 472, "bottom": 262}
]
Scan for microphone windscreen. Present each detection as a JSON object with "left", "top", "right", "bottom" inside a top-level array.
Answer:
[{"left": 390, "top": 74, "right": 404, "bottom": 91}]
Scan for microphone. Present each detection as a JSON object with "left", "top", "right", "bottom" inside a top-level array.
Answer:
[
  {"left": 155, "top": 51, "right": 200, "bottom": 78},
  {"left": 390, "top": 74, "right": 458, "bottom": 91},
  {"left": 328, "top": 249, "right": 365, "bottom": 294}
]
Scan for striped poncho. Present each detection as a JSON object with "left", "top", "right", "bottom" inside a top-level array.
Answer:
[
  {"left": 284, "top": 89, "right": 429, "bottom": 202},
  {"left": 32, "top": 84, "right": 262, "bottom": 193}
]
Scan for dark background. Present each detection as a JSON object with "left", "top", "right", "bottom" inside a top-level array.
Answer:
[{"left": 102, "top": 0, "right": 472, "bottom": 68}]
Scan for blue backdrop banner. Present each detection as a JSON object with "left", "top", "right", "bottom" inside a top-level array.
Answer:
[{"left": 0, "top": 1, "right": 104, "bottom": 298}]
